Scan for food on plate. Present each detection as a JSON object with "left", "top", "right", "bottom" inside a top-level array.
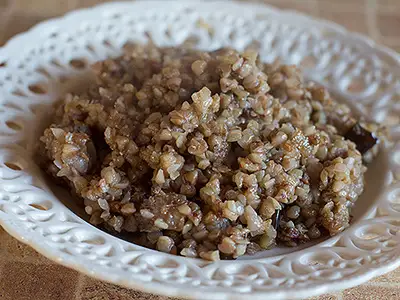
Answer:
[{"left": 37, "top": 44, "right": 379, "bottom": 260}]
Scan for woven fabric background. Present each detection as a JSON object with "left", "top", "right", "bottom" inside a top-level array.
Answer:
[{"left": 0, "top": 1, "right": 399, "bottom": 299}]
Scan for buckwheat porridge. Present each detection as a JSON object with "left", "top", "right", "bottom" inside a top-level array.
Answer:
[{"left": 37, "top": 44, "right": 380, "bottom": 260}]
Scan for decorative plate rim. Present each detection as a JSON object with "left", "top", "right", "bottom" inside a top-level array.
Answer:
[{"left": 0, "top": 1, "right": 399, "bottom": 300}]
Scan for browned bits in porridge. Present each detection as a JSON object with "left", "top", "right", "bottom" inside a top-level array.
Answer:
[{"left": 37, "top": 44, "right": 379, "bottom": 260}]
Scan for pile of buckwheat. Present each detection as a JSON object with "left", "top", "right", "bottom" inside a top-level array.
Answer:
[{"left": 37, "top": 44, "right": 379, "bottom": 260}]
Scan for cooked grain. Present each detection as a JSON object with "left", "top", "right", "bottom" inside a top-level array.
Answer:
[{"left": 37, "top": 44, "right": 380, "bottom": 260}]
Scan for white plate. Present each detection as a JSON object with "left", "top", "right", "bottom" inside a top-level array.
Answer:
[{"left": 0, "top": 1, "right": 399, "bottom": 299}]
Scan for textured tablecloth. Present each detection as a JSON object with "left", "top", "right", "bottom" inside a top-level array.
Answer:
[{"left": 0, "top": 1, "right": 399, "bottom": 299}]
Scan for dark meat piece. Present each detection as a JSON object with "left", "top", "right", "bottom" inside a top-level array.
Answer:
[
  {"left": 344, "top": 122, "right": 377, "bottom": 154},
  {"left": 277, "top": 224, "right": 310, "bottom": 247}
]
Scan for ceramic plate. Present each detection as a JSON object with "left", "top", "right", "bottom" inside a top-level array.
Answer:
[{"left": 0, "top": 1, "right": 399, "bottom": 299}]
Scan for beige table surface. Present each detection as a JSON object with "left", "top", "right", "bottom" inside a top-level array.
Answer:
[{"left": 0, "top": 1, "right": 399, "bottom": 299}]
